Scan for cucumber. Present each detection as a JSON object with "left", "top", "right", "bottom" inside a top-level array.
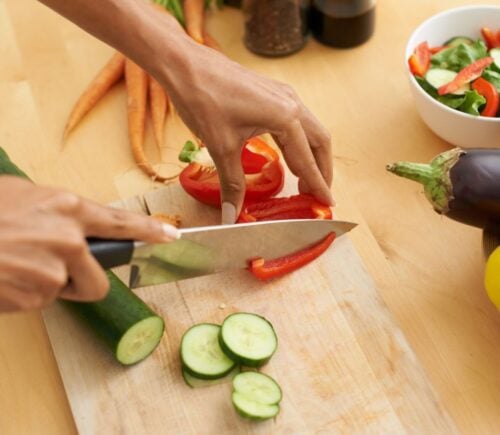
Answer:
[
  {"left": 425, "top": 68, "right": 470, "bottom": 95},
  {"left": 444, "top": 36, "right": 473, "bottom": 47},
  {"left": 219, "top": 313, "right": 277, "bottom": 367},
  {"left": 182, "top": 366, "right": 240, "bottom": 388},
  {"left": 181, "top": 323, "right": 236, "bottom": 379},
  {"left": 65, "top": 271, "right": 165, "bottom": 365},
  {"left": 233, "top": 372, "right": 282, "bottom": 405},
  {"left": 0, "top": 147, "right": 165, "bottom": 365},
  {"left": 231, "top": 392, "right": 280, "bottom": 420},
  {"left": 490, "top": 48, "right": 500, "bottom": 71}
]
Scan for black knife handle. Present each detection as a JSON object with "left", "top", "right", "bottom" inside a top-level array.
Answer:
[{"left": 87, "top": 238, "right": 134, "bottom": 269}]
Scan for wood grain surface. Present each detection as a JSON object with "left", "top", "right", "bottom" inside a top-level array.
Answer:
[
  {"left": 0, "top": 0, "right": 499, "bottom": 433},
  {"left": 42, "top": 179, "right": 455, "bottom": 434}
]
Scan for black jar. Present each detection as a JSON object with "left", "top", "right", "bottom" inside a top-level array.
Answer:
[{"left": 310, "top": 0, "right": 376, "bottom": 48}]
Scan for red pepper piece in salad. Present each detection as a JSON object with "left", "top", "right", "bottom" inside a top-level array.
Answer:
[
  {"left": 481, "top": 27, "right": 500, "bottom": 50},
  {"left": 472, "top": 77, "right": 499, "bottom": 117},
  {"left": 178, "top": 137, "right": 284, "bottom": 207},
  {"left": 429, "top": 45, "right": 448, "bottom": 55},
  {"left": 249, "top": 232, "right": 336, "bottom": 280},
  {"left": 438, "top": 57, "right": 494, "bottom": 96},
  {"left": 408, "top": 42, "right": 431, "bottom": 77},
  {"left": 237, "top": 194, "right": 332, "bottom": 223}
]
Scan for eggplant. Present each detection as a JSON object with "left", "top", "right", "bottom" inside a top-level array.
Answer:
[{"left": 386, "top": 148, "right": 500, "bottom": 234}]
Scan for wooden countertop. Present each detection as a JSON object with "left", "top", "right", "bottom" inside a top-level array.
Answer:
[{"left": 0, "top": 0, "right": 499, "bottom": 432}]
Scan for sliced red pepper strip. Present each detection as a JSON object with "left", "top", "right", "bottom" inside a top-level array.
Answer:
[
  {"left": 438, "top": 57, "right": 494, "bottom": 96},
  {"left": 429, "top": 45, "right": 448, "bottom": 55},
  {"left": 472, "top": 77, "right": 499, "bottom": 117},
  {"left": 178, "top": 137, "right": 284, "bottom": 207},
  {"left": 249, "top": 232, "right": 336, "bottom": 280},
  {"left": 481, "top": 27, "right": 500, "bottom": 50},
  {"left": 408, "top": 42, "right": 431, "bottom": 77},
  {"left": 238, "top": 194, "right": 332, "bottom": 223}
]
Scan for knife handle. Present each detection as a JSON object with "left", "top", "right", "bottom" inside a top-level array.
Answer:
[{"left": 87, "top": 238, "right": 134, "bottom": 269}]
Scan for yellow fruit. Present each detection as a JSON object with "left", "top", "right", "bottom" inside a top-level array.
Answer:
[{"left": 485, "top": 246, "right": 500, "bottom": 309}]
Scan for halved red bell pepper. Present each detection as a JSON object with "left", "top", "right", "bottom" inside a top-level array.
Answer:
[
  {"left": 178, "top": 137, "right": 284, "bottom": 207},
  {"left": 438, "top": 57, "right": 494, "bottom": 95},
  {"left": 408, "top": 42, "right": 431, "bottom": 77},
  {"left": 238, "top": 194, "right": 332, "bottom": 223},
  {"left": 472, "top": 77, "right": 499, "bottom": 117},
  {"left": 249, "top": 232, "right": 336, "bottom": 280},
  {"left": 481, "top": 27, "right": 500, "bottom": 50}
]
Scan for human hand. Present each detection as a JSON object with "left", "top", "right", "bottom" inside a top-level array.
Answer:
[
  {"left": 0, "top": 176, "right": 178, "bottom": 312},
  {"left": 158, "top": 41, "right": 334, "bottom": 223}
]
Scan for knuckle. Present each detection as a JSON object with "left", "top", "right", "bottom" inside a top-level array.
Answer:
[
  {"left": 222, "top": 179, "right": 245, "bottom": 194},
  {"left": 63, "top": 232, "right": 86, "bottom": 257},
  {"left": 51, "top": 192, "right": 81, "bottom": 213},
  {"left": 47, "top": 267, "right": 68, "bottom": 289}
]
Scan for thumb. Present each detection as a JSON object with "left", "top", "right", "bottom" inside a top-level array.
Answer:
[{"left": 211, "top": 148, "right": 246, "bottom": 224}]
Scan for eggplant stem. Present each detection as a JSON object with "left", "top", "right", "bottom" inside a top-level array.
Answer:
[{"left": 386, "top": 148, "right": 463, "bottom": 214}]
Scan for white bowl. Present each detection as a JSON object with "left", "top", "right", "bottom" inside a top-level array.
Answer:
[{"left": 406, "top": 5, "right": 500, "bottom": 148}]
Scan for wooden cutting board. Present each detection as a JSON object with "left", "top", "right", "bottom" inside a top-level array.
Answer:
[{"left": 42, "top": 181, "right": 456, "bottom": 434}]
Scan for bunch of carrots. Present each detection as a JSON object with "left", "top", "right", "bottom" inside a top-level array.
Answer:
[{"left": 63, "top": 0, "right": 221, "bottom": 182}]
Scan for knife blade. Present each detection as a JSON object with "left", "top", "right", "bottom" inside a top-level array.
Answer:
[{"left": 87, "top": 219, "right": 357, "bottom": 288}]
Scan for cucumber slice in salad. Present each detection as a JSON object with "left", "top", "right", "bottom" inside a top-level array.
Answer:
[
  {"left": 219, "top": 313, "right": 278, "bottom": 367},
  {"left": 233, "top": 372, "right": 282, "bottom": 405},
  {"left": 425, "top": 68, "right": 470, "bottom": 95},
  {"left": 181, "top": 323, "right": 236, "bottom": 379},
  {"left": 490, "top": 48, "right": 500, "bottom": 71},
  {"left": 444, "top": 36, "right": 473, "bottom": 47},
  {"left": 231, "top": 392, "right": 280, "bottom": 420}
]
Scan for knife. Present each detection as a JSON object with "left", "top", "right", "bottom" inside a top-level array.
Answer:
[{"left": 88, "top": 219, "right": 357, "bottom": 288}]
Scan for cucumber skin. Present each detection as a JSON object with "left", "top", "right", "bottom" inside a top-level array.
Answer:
[
  {"left": 218, "top": 314, "right": 278, "bottom": 368},
  {"left": 231, "top": 392, "right": 280, "bottom": 421},
  {"left": 64, "top": 271, "right": 164, "bottom": 364},
  {"left": 182, "top": 366, "right": 240, "bottom": 388},
  {"left": 0, "top": 147, "right": 164, "bottom": 365},
  {"left": 180, "top": 323, "right": 236, "bottom": 380}
]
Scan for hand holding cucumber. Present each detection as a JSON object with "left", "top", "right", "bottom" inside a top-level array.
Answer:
[{"left": 0, "top": 175, "right": 178, "bottom": 312}]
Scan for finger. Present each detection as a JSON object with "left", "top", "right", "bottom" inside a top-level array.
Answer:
[
  {"left": 59, "top": 246, "right": 110, "bottom": 302},
  {"left": 300, "top": 107, "right": 334, "bottom": 187},
  {"left": 210, "top": 145, "right": 247, "bottom": 224},
  {"left": 273, "top": 121, "right": 334, "bottom": 206},
  {"left": 58, "top": 196, "right": 180, "bottom": 243},
  {"left": 0, "top": 285, "right": 44, "bottom": 312}
]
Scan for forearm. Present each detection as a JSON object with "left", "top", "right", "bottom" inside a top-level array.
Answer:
[{"left": 38, "top": 0, "right": 193, "bottom": 88}]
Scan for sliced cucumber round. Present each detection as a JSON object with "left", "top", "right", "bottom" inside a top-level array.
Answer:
[
  {"left": 182, "top": 366, "right": 240, "bottom": 388},
  {"left": 231, "top": 392, "right": 280, "bottom": 421},
  {"left": 219, "top": 313, "right": 277, "bottom": 367},
  {"left": 444, "top": 36, "right": 473, "bottom": 47},
  {"left": 116, "top": 316, "right": 165, "bottom": 365},
  {"left": 233, "top": 372, "right": 282, "bottom": 405},
  {"left": 490, "top": 48, "right": 500, "bottom": 71},
  {"left": 425, "top": 68, "right": 470, "bottom": 95},
  {"left": 181, "top": 323, "right": 236, "bottom": 379}
]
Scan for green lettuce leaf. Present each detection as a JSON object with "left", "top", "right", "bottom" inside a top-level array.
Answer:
[
  {"left": 482, "top": 69, "right": 500, "bottom": 92},
  {"left": 431, "top": 40, "right": 488, "bottom": 71},
  {"left": 415, "top": 77, "right": 466, "bottom": 109},
  {"left": 458, "top": 90, "right": 486, "bottom": 116}
]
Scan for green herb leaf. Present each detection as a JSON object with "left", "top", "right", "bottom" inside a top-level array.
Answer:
[
  {"left": 415, "top": 76, "right": 466, "bottom": 109},
  {"left": 431, "top": 40, "right": 488, "bottom": 72}
]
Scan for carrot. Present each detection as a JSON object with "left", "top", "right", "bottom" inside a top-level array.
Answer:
[
  {"left": 148, "top": 75, "right": 169, "bottom": 149},
  {"left": 125, "top": 59, "right": 177, "bottom": 182},
  {"left": 184, "top": 0, "right": 205, "bottom": 44},
  {"left": 203, "top": 30, "right": 222, "bottom": 52},
  {"left": 64, "top": 52, "right": 125, "bottom": 138}
]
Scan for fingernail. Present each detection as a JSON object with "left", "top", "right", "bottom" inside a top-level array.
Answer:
[
  {"left": 221, "top": 202, "right": 237, "bottom": 225},
  {"left": 162, "top": 223, "right": 180, "bottom": 240}
]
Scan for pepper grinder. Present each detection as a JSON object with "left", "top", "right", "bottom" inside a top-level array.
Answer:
[
  {"left": 243, "top": 0, "right": 310, "bottom": 57},
  {"left": 310, "top": 0, "right": 376, "bottom": 48}
]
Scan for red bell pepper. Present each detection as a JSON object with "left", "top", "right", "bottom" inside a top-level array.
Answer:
[
  {"left": 408, "top": 42, "right": 431, "bottom": 77},
  {"left": 178, "top": 137, "right": 284, "bottom": 207},
  {"left": 481, "top": 27, "right": 500, "bottom": 50},
  {"left": 249, "top": 232, "right": 336, "bottom": 280},
  {"left": 472, "top": 77, "right": 499, "bottom": 117},
  {"left": 238, "top": 194, "right": 332, "bottom": 223},
  {"left": 429, "top": 45, "right": 448, "bottom": 55},
  {"left": 438, "top": 57, "right": 494, "bottom": 96}
]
